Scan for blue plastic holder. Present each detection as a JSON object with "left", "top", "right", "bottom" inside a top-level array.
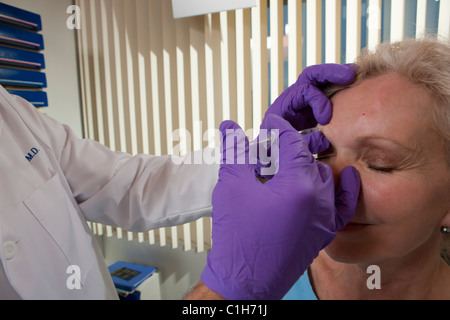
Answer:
[
  {"left": 0, "top": 23, "right": 44, "bottom": 50},
  {"left": 0, "top": 45, "right": 44, "bottom": 69},
  {"left": 0, "top": 67, "right": 46, "bottom": 88},
  {"left": 8, "top": 90, "right": 48, "bottom": 107},
  {"left": 0, "top": 3, "right": 42, "bottom": 31}
]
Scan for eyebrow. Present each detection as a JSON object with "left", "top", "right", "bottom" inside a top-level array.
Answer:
[
  {"left": 356, "top": 136, "right": 427, "bottom": 168},
  {"left": 355, "top": 136, "right": 417, "bottom": 154}
]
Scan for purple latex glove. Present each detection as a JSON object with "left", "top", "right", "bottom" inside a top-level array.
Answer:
[
  {"left": 263, "top": 63, "right": 355, "bottom": 131},
  {"left": 256, "top": 63, "right": 355, "bottom": 177},
  {"left": 201, "top": 114, "right": 360, "bottom": 300}
]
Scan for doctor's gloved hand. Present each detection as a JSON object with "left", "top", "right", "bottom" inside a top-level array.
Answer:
[
  {"left": 263, "top": 63, "right": 355, "bottom": 131},
  {"left": 256, "top": 64, "right": 355, "bottom": 179},
  {"left": 200, "top": 115, "right": 360, "bottom": 300}
]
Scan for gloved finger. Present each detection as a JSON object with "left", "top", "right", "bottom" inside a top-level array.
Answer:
[
  {"left": 268, "top": 85, "right": 326, "bottom": 130},
  {"left": 263, "top": 64, "right": 355, "bottom": 131},
  {"left": 303, "top": 131, "right": 330, "bottom": 155},
  {"left": 297, "top": 63, "right": 355, "bottom": 87},
  {"left": 279, "top": 102, "right": 316, "bottom": 132},
  {"left": 277, "top": 84, "right": 333, "bottom": 127},
  {"left": 218, "top": 120, "right": 253, "bottom": 179},
  {"left": 334, "top": 166, "right": 361, "bottom": 230},
  {"left": 294, "top": 64, "right": 355, "bottom": 126},
  {"left": 297, "top": 84, "right": 334, "bottom": 125},
  {"left": 344, "top": 63, "right": 359, "bottom": 74}
]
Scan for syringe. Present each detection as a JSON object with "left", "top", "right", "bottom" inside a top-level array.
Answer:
[{"left": 249, "top": 127, "right": 321, "bottom": 146}]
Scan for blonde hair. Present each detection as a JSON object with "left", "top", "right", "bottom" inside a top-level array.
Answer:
[{"left": 326, "top": 37, "right": 450, "bottom": 264}]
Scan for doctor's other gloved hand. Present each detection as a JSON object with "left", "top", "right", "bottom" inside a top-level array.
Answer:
[
  {"left": 263, "top": 63, "right": 355, "bottom": 131},
  {"left": 256, "top": 63, "right": 355, "bottom": 178},
  {"left": 200, "top": 115, "right": 360, "bottom": 300}
]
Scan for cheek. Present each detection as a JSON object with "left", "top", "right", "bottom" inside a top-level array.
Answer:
[
  {"left": 360, "top": 172, "right": 440, "bottom": 228},
  {"left": 327, "top": 170, "right": 443, "bottom": 264}
]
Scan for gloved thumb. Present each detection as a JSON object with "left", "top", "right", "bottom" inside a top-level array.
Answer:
[
  {"left": 334, "top": 166, "right": 361, "bottom": 230},
  {"left": 304, "top": 131, "right": 330, "bottom": 155},
  {"left": 218, "top": 120, "right": 252, "bottom": 180},
  {"left": 259, "top": 113, "right": 319, "bottom": 178}
]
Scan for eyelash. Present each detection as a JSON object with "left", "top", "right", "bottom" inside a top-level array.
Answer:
[
  {"left": 367, "top": 164, "right": 395, "bottom": 173},
  {"left": 316, "top": 156, "right": 396, "bottom": 173}
]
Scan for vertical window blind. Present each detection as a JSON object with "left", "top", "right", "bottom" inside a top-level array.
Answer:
[{"left": 75, "top": 0, "right": 449, "bottom": 252}]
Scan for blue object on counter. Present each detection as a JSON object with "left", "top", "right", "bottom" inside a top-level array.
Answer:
[{"left": 108, "top": 261, "right": 157, "bottom": 293}]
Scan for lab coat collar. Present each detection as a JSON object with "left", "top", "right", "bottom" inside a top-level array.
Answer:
[
  {"left": 0, "top": 86, "right": 4, "bottom": 137},
  {"left": 0, "top": 85, "right": 9, "bottom": 136}
]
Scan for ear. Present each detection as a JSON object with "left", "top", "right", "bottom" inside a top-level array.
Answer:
[{"left": 440, "top": 203, "right": 450, "bottom": 230}]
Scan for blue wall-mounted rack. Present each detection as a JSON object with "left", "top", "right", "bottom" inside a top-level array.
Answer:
[{"left": 0, "top": 3, "right": 47, "bottom": 107}]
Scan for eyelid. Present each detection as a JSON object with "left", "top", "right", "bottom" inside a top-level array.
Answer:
[
  {"left": 367, "top": 163, "right": 396, "bottom": 173},
  {"left": 362, "top": 154, "right": 397, "bottom": 166},
  {"left": 362, "top": 147, "right": 423, "bottom": 172}
]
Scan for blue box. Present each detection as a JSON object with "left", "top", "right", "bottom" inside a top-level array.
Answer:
[{"left": 108, "top": 261, "right": 157, "bottom": 293}]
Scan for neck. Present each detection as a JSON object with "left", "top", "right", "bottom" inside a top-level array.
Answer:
[{"left": 310, "top": 242, "right": 450, "bottom": 300}]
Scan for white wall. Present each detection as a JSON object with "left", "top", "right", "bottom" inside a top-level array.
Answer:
[{"left": 2, "top": 0, "right": 83, "bottom": 137}]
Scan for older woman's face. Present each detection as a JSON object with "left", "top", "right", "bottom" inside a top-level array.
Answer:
[{"left": 319, "top": 73, "right": 450, "bottom": 264}]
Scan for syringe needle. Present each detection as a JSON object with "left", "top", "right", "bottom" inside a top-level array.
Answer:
[{"left": 249, "top": 127, "right": 320, "bottom": 146}]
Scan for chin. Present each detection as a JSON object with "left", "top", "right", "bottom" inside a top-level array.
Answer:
[{"left": 323, "top": 232, "right": 384, "bottom": 265}]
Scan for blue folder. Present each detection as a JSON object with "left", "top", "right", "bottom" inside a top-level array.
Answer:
[
  {"left": 0, "top": 3, "right": 42, "bottom": 31},
  {"left": 8, "top": 89, "right": 48, "bottom": 107},
  {"left": 0, "top": 67, "right": 46, "bottom": 88},
  {"left": 0, "top": 23, "right": 44, "bottom": 50},
  {"left": 108, "top": 261, "right": 157, "bottom": 292},
  {"left": 0, "top": 46, "right": 44, "bottom": 69}
]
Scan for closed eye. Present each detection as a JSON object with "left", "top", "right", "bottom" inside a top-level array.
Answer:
[{"left": 367, "top": 164, "right": 396, "bottom": 173}]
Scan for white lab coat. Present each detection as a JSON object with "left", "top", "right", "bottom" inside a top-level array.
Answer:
[{"left": 0, "top": 86, "right": 219, "bottom": 299}]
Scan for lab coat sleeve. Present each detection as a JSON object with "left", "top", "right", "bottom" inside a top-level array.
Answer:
[
  {"left": 71, "top": 142, "right": 219, "bottom": 232},
  {"left": 21, "top": 98, "right": 219, "bottom": 232}
]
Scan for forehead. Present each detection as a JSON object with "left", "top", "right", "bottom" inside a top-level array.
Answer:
[{"left": 329, "top": 73, "right": 430, "bottom": 142}]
